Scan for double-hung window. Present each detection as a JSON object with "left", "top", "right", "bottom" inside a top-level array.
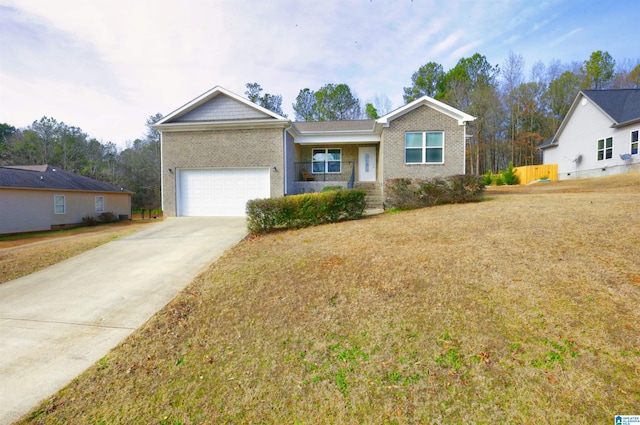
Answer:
[
  {"left": 597, "top": 137, "right": 613, "bottom": 160},
  {"left": 312, "top": 148, "right": 341, "bottom": 174},
  {"left": 632, "top": 130, "right": 639, "bottom": 155},
  {"left": 95, "top": 196, "right": 105, "bottom": 213},
  {"left": 405, "top": 132, "right": 444, "bottom": 164},
  {"left": 54, "top": 195, "right": 66, "bottom": 214}
]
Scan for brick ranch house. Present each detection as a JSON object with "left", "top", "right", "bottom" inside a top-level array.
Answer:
[{"left": 153, "top": 86, "right": 475, "bottom": 217}]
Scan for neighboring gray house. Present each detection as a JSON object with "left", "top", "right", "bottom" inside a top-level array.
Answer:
[
  {"left": 541, "top": 89, "right": 640, "bottom": 179},
  {"left": 0, "top": 165, "right": 132, "bottom": 235},
  {"left": 153, "top": 86, "right": 475, "bottom": 217}
]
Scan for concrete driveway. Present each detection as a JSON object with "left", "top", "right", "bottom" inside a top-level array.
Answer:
[{"left": 0, "top": 217, "right": 247, "bottom": 424}]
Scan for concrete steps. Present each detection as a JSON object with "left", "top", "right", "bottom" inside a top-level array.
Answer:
[{"left": 355, "top": 182, "right": 384, "bottom": 209}]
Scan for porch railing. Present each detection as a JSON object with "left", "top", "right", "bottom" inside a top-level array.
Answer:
[{"left": 295, "top": 161, "right": 355, "bottom": 188}]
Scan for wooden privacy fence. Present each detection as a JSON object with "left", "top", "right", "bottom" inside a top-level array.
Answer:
[{"left": 513, "top": 164, "right": 558, "bottom": 185}]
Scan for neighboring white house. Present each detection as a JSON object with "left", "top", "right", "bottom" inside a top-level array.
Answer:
[
  {"left": 541, "top": 89, "right": 640, "bottom": 179},
  {"left": 0, "top": 165, "right": 132, "bottom": 235}
]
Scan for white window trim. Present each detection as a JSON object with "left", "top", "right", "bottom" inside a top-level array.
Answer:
[
  {"left": 312, "top": 148, "right": 342, "bottom": 174},
  {"left": 405, "top": 131, "right": 445, "bottom": 164},
  {"left": 597, "top": 136, "right": 613, "bottom": 161},
  {"left": 95, "top": 196, "right": 105, "bottom": 213},
  {"left": 631, "top": 130, "right": 638, "bottom": 155},
  {"left": 54, "top": 195, "right": 66, "bottom": 214}
]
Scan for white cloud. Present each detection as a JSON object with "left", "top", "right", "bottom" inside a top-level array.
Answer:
[
  {"left": 548, "top": 28, "right": 583, "bottom": 48},
  {"left": 0, "top": 0, "right": 638, "bottom": 148}
]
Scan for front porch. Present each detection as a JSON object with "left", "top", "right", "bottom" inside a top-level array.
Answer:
[
  {"left": 293, "top": 161, "right": 355, "bottom": 193},
  {"left": 291, "top": 160, "right": 384, "bottom": 209}
]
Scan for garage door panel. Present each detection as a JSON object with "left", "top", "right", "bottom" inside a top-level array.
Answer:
[{"left": 178, "top": 168, "right": 270, "bottom": 216}]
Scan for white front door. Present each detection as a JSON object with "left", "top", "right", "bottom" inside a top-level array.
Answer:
[{"left": 358, "top": 147, "right": 377, "bottom": 182}]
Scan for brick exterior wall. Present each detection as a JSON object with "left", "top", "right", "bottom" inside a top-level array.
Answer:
[
  {"left": 381, "top": 105, "right": 466, "bottom": 183},
  {"left": 161, "top": 127, "right": 284, "bottom": 216}
]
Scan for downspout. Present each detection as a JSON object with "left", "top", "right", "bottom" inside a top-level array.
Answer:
[
  {"left": 283, "top": 124, "right": 292, "bottom": 195},
  {"left": 463, "top": 123, "right": 467, "bottom": 175}
]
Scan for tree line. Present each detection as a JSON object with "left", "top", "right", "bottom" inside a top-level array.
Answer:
[
  {"left": 250, "top": 50, "right": 639, "bottom": 175},
  {"left": 0, "top": 114, "right": 163, "bottom": 212},
  {"left": 1, "top": 50, "right": 637, "bottom": 211}
]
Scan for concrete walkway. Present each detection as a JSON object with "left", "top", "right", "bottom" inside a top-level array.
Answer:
[{"left": 0, "top": 217, "right": 248, "bottom": 424}]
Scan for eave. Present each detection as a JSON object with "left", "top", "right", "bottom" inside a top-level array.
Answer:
[
  {"left": 294, "top": 134, "right": 381, "bottom": 144},
  {"left": 154, "top": 86, "right": 288, "bottom": 127},
  {"left": 153, "top": 119, "right": 290, "bottom": 132},
  {"left": 612, "top": 117, "right": 640, "bottom": 128},
  {"left": 378, "top": 95, "right": 475, "bottom": 126},
  {"left": 0, "top": 186, "right": 133, "bottom": 194}
]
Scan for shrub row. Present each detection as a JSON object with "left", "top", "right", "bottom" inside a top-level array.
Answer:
[
  {"left": 385, "top": 175, "right": 485, "bottom": 210},
  {"left": 482, "top": 162, "right": 520, "bottom": 186},
  {"left": 82, "top": 212, "right": 119, "bottom": 226},
  {"left": 246, "top": 189, "right": 367, "bottom": 234}
]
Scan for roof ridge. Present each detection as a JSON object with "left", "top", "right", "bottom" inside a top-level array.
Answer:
[{"left": 1, "top": 164, "right": 50, "bottom": 172}]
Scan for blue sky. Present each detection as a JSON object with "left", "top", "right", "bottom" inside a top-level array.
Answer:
[{"left": 1, "top": 0, "right": 638, "bottom": 148}]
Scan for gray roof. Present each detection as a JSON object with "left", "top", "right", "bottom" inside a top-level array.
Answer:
[
  {"left": 583, "top": 89, "right": 640, "bottom": 125},
  {"left": 0, "top": 165, "right": 131, "bottom": 193},
  {"left": 292, "top": 119, "right": 377, "bottom": 132},
  {"left": 538, "top": 137, "right": 554, "bottom": 149}
]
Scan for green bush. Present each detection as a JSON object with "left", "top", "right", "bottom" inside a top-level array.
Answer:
[
  {"left": 246, "top": 189, "right": 366, "bottom": 234},
  {"left": 481, "top": 170, "right": 493, "bottom": 186},
  {"left": 321, "top": 185, "right": 343, "bottom": 192},
  {"left": 385, "top": 175, "right": 485, "bottom": 210},
  {"left": 98, "top": 212, "right": 118, "bottom": 223},
  {"left": 501, "top": 162, "right": 520, "bottom": 185}
]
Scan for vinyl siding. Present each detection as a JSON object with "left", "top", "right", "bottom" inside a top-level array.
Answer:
[
  {"left": 175, "top": 95, "right": 271, "bottom": 122},
  {"left": 544, "top": 95, "right": 640, "bottom": 179},
  {"left": 0, "top": 189, "right": 131, "bottom": 234}
]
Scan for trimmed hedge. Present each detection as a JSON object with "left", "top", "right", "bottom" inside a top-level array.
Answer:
[
  {"left": 385, "top": 175, "right": 485, "bottom": 210},
  {"left": 246, "top": 189, "right": 367, "bottom": 234}
]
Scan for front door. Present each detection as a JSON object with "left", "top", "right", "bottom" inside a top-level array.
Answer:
[{"left": 358, "top": 147, "right": 377, "bottom": 182}]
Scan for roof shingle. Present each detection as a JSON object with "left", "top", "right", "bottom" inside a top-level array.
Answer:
[
  {"left": 0, "top": 165, "right": 131, "bottom": 193},
  {"left": 582, "top": 89, "right": 640, "bottom": 125}
]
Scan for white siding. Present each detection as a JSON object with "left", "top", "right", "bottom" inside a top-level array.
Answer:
[
  {"left": 0, "top": 189, "right": 131, "bottom": 234},
  {"left": 175, "top": 95, "right": 271, "bottom": 122},
  {"left": 544, "top": 95, "right": 640, "bottom": 179}
]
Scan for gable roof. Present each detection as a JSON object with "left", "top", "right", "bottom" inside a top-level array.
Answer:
[
  {"left": 0, "top": 165, "right": 131, "bottom": 193},
  {"left": 153, "top": 86, "right": 289, "bottom": 131},
  {"left": 541, "top": 89, "right": 640, "bottom": 150},
  {"left": 378, "top": 95, "right": 475, "bottom": 126},
  {"left": 582, "top": 89, "right": 640, "bottom": 126}
]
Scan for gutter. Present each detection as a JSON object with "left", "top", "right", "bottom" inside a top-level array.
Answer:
[{"left": 283, "top": 124, "right": 292, "bottom": 195}]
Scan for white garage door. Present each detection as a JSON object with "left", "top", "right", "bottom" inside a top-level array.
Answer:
[{"left": 177, "top": 168, "right": 270, "bottom": 216}]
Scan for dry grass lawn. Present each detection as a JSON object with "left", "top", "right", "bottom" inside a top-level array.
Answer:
[
  {"left": 0, "top": 220, "right": 160, "bottom": 285},
  {"left": 17, "top": 174, "right": 640, "bottom": 424}
]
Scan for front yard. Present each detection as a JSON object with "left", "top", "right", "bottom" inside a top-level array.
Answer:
[
  {"left": 16, "top": 174, "right": 640, "bottom": 424},
  {"left": 0, "top": 219, "right": 160, "bottom": 285}
]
